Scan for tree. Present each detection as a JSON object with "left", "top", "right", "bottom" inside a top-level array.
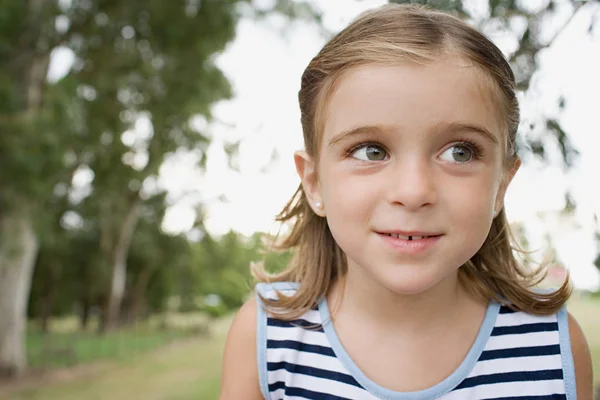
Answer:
[
  {"left": 0, "top": 0, "right": 319, "bottom": 376},
  {"left": 0, "top": 0, "right": 64, "bottom": 377},
  {"left": 184, "top": 231, "right": 291, "bottom": 313},
  {"left": 59, "top": 0, "right": 239, "bottom": 332},
  {"left": 120, "top": 194, "right": 191, "bottom": 324}
]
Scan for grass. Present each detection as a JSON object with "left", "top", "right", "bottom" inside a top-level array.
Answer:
[
  {"left": 2, "top": 317, "right": 231, "bottom": 400},
  {"left": 27, "top": 329, "right": 192, "bottom": 369},
  {"left": 25, "top": 314, "right": 208, "bottom": 369},
  {"left": 3, "top": 296, "right": 599, "bottom": 400}
]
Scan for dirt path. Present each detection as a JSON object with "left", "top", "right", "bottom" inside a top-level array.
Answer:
[{"left": 0, "top": 362, "right": 114, "bottom": 398}]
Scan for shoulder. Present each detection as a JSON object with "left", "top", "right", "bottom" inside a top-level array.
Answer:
[
  {"left": 566, "top": 311, "right": 593, "bottom": 400},
  {"left": 496, "top": 303, "right": 593, "bottom": 398},
  {"left": 256, "top": 281, "right": 300, "bottom": 299},
  {"left": 219, "top": 296, "right": 263, "bottom": 400}
]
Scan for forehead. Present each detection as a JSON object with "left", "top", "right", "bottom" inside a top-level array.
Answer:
[{"left": 321, "top": 60, "right": 504, "bottom": 144}]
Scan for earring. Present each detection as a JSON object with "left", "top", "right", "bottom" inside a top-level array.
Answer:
[{"left": 315, "top": 201, "right": 322, "bottom": 209}]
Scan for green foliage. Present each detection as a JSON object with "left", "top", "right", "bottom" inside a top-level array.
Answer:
[
  {"left": 0, "top": 0, "right": 321, "bottom": 377},
  {"left": 124, "top": 202, "right": 192, "bottom": 314},
  {"left": 175, "top": 231, "right": 291, "bottom": 313},
  {"left": 3, "top": 0, "right": 319, "bottom": 333},
  {"left": 200, "top": 302, "right": 230, "bottom": 319},
  {"left": 2, "top": 0, "right": 248, "bottom": 330},
  {"left": 0, "top": 1, "right": 63, "bottom": 211},
  {"left": 28, "top": 210, "right": 290, "bottom": 322}
]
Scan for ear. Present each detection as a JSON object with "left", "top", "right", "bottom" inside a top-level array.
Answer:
[
  {"left": 493, "top": 157, "right": 521, "bottom": 217},
  {"left": 294, "top": 150, "right": 325, "bottom": 217}
]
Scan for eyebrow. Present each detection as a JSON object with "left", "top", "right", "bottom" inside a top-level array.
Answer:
[
  {"left": 326, "top": 122, "right": 499, "bottom": 148},
  {"left": 432, "top": 121, "right": 499, "bottom": 145},
  {"left": 327, "top": 125, "right": 387, "bottom": 148}
]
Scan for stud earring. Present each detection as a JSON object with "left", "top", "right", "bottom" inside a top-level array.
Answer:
[{"left": 315, "top": 201, "right": 322, "bottom": 209}]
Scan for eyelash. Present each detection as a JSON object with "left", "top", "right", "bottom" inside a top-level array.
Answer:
[
  {"left": 451, "top": 138, "right": 485, "bottom": 160},
  {"left": 343, "top": 138, "right": 486, "bottom": 162},
  {"left": 344, "top": 141, "right": 386, "bottom": 158}
]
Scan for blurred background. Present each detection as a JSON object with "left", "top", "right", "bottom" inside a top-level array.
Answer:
[{"left": 0, "top": 0, "right": 599, "bottom": 398}]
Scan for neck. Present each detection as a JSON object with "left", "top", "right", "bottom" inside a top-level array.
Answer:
[{"left": 329, "top": 267, "right": 478, "bottom": 334}]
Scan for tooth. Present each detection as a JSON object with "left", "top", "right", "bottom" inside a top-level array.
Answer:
[{"left": 385, "top": 233, "right": 435, "bottom": 240}]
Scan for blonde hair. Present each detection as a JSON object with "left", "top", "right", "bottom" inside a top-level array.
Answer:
[{"left": 253, "top": 4, "right": 571, "bottom": 319}]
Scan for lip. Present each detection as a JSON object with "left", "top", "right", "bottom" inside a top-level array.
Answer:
[
  {"left": 376, "top": 231, "right": 443, "bottom": 254},
  {"left": 377, "top": 230, "right": 442, "bottom": 237}
]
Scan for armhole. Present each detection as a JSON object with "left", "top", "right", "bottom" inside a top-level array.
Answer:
[
  {"left": 254, "top": 281, "right": 300, "bottom": 399},
  {"left": 557, "top": 305, "right": 577, "bottom": 400},
  {"left": 255, "top": 284, "right": 269, "bottom": 399}
]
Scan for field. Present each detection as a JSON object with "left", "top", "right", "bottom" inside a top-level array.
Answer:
[{"left": 1, "top": 296, "right": 598, "bottom": 400}]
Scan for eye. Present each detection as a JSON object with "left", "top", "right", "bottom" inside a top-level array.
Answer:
[
  {"left": 351, "top": 144, "right": 388, "bottom": 161},
  {"left": 439, "top": 143, "right": 476, "bottom": 163}
]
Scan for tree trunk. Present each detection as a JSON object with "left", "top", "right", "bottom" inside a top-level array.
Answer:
[
  {"left": 38, "top": 261, "right": 59, "bottom": 334},
  {"left": 127, "top": 267, "right": 154, "bottom": 324},
  {"left": 79, "top": 295, "right": 91, "bottom": 331},
  {"left": 103, "top": 199, "right": 142, "bottom": 332},
  {"left": 0, "top": 0, "right": 52, "bottom": 377},
  {"left": 39, "top": 290, "right": 54, "bottom": 334},
  {"left": 0, "top": 214, "right": 39, "bottom": 378}
]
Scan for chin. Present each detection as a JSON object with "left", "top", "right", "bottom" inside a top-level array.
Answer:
[{"left": 375, "top": 269, "right": 453, "bottom": 296}]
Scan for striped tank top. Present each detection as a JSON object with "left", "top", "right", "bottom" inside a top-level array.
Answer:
[{"left": 256, "top": 282, "right": 576, "bottom": 399}]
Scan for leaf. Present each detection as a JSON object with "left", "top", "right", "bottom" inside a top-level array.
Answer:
[{"left": 546, "top": 119, "right": 579, "bottom": 168}]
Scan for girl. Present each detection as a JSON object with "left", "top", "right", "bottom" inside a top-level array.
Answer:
[{"left": 220, "top": 4, "right": 593, "bottom": 399}]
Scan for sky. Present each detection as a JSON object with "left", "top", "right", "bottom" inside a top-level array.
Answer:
[{"left": 47, "top": 0, "right": 600, "bottom": 290}]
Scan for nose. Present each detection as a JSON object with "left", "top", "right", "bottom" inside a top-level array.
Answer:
[{"left": 386, "top": 156, "right": 437, "bottom": 211}]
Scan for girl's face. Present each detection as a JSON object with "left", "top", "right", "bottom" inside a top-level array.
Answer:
[{"left": 296, "top": 59, "right": 519, "bottom": 296}]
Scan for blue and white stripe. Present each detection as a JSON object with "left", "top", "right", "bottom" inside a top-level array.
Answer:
[{"left": 256, "top": 282, "right": 576, "bottom": 400}]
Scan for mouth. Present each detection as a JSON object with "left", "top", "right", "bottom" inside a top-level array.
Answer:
[
  {"left": 377, "top": 232, "right": 443, "bottom": 241},
  {"left": 375, "top": 230, "right": 443, "bottom": 254}
]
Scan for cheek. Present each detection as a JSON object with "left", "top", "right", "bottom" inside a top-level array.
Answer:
[
  {"left": 442, "top": 173, "right": 498, "bottom": 228},
  {"left": 318, "top": 162, "right": 346, "bottom": 201},
  {"left": 319, "top": 164, "right": 378, "bottom": 218},
  {"left": 455, "top": 180, "right": 495, "bottom": 208}
]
